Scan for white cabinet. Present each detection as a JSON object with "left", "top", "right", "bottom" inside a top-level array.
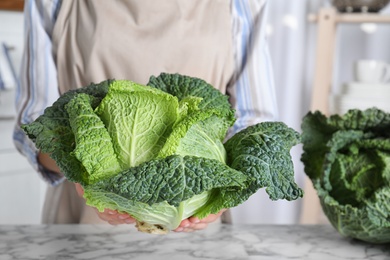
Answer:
[{"left": 0, "top": 10, "right": 47, "bottom": 224}]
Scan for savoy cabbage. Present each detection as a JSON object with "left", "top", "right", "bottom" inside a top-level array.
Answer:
[
  {"left": 301, "top": 108, "right": 390, "bottom": 244},
  {"left": 23, "top": 73, "right": 303, "bottom": 233}
]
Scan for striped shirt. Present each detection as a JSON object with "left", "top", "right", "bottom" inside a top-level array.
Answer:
[{"left": 14, "top": 0, "right": 278, "bottom": 185}]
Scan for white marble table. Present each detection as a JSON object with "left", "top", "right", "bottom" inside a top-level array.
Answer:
[{"left": 0, "top": 224, "right": 388, "bottom": 260}]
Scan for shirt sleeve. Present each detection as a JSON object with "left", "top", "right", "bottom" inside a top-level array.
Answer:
[
  {"left": 228, "top": 0, "right": 279, "bottom": 136},
  {"left": 13, "top": 0, "right": 64, "bottom": 185}
]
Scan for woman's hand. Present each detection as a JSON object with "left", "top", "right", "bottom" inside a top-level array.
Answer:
[
  {"left": 74, "top": 183, "right": 136, "bottom": 225},
  {"left": 173, "top": 209, "right": 226, "bottom": 232}
]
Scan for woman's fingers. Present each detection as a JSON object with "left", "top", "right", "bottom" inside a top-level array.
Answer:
[
  {"left": 95, "top": 208, "right": 136, "bottom": 225},
  {"left": 174, "top": 209, "right": 227, "bottom": 232},
  {"left": 73, "top": 183, "right": 135, "bottom": 226}
]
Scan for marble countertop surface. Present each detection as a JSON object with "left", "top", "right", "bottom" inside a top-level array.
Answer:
[{"left": 0, "top": 224, "right": 389, "bottom": 260}]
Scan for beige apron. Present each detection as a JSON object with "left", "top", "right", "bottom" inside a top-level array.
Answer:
[{"left": 43, "top": 0, "right": 234, "bottom": 224}]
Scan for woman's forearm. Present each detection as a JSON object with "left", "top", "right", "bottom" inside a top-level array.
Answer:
[{"left": 38, "top": 152, "right": 62, "bottom": 175}]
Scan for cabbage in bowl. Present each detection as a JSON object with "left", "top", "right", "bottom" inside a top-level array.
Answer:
[{"left": 301, "top": 108, "right": 390, "bottom": 244}]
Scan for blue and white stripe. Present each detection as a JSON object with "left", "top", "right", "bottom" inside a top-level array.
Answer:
[{"left": 230, "top": 0, "right": 279, "bottom": 135}]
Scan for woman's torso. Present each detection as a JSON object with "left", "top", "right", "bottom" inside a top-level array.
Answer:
[{"left": 52, "top": 0, "right": 235, "bottom": 94}]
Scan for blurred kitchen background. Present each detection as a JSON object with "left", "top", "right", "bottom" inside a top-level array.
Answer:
[{"left": 1, "top": 0, "right": 390, "bottom": 225}]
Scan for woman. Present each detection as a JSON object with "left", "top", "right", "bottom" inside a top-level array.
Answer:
[{"left": 14, "top": 0, "right": 278, "bottom": 232}]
